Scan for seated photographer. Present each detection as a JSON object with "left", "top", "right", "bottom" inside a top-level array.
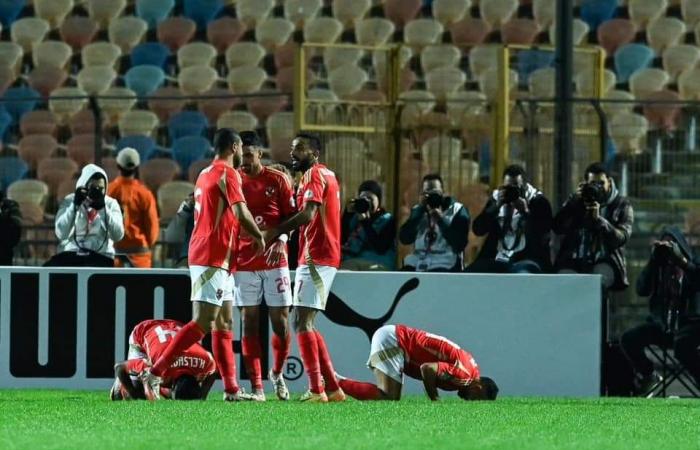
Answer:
[
  {"left": 552, "top": 163, "right": 633, "bottom": 290},
  {"left": 620, "top": 227, "right": 700, "bottom": 394},
  {"left": 0, "top": 191, "right": 21, "bottom": 265},
  {"left": 47, "top": 164, "right": 124, "bottom": 267},
  {"left": 399, "top": 174, "right": 469, "bottom": 272},
  {"left": 341, "top": 180, "right": 396, "bottom": 271},
  {"left": 466, "top": 165, "right": 552, "bottom": 274}
]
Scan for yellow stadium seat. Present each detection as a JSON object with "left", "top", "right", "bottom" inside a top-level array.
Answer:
[
  {"left": 178, "top": 65, "right": 219, "bottom": 95},
  {"left": 286, "top": 0, "right": 323, "bottom": 29},
  {"left": 227, "top": 66, "right": 267, "bottom": 94},
  {"left": 479, "top": 67, "right": 518, "bottom": 101},
  {"left": 533, "top": 0, "right": 555, "bottom": 28},
  {"left": 77, "top": 65, "right": 117, "bottom": 95},
  {"left": 32, "top": 40, "right": 72, "bottom": 70},
  {"left": 255, "top": 18, "right": 295, "bottom": 51},
  {"left": 303, "top": 17, "right": 343, "bottom": 43},
  {"left": 679, "top": 67, "right": 700, "bottom": 100},
  {"left": 575, "top": 69, "right": 616, "bottom": 97},
  {"left": 118, "top": 109, "right": 159, "bottom": 137},
  {"left": 629, "top": 67, "right": 671, "bottom": 99},
  {"left": 34, "top": 0, "right": 73, "bottom": 29},
  {"left": 177, "top": 42, "right": 217, "bottom": 69},
  {"left": 432, "top": 0, "right": 471, "bottom": 26},
  {"left": 549, "top": 18, "right": 589, "bottom": 45},
  {"left": 88, "top": 0, "right": 127, "bottom": 30},
  {"left": 11, "top": 18, "right": 50, "bottom": 53},
  {"left": 662, "top": 44, "right": 700, "bottom": 80},
  {"left": 646, "top": 17, "right": 685, "bottom": 54},
  {"left": 82, "top": 42, "right": 122, "bottom": 68},
  {"left": 529, "top": 67, "right": 556, "bottom": 98},
  {"left": 399, "top": 90, "right": 437, "bottom": 127},
  {"left": 0, "top": 42, "right": 23, "bottom": 75},
  {"left": 356, "top": 18, "right": 395, "bottom": 46},
  {"left": 426, "top": 67, "right": 466, "bottom": 101},
  {"left": 49, "top": 87, "right": 88, "bottom": 125},
  {"left": 469, "top": 45, "right": 499, "bottom": 80},
  {"left": 324, "top": 47, "right": 364, "bottom": 72},
  {"left": 226, "top": 42, "right": 266, "bottom": 69},
  {"left": 404, "top": 18, "right": 444, "bottom": 50},
  {"left": 158, "top": 181, "right": 196, "bottom": 222},
  {"left": 237, "top": 0, "right": 275, "bottom": 28},
  {"left": 328, "top": 64, "right": 368, "bottom": 98},
  {"left": 7, "top": 179, "right": 49, "bottom": 208},
  {"left": 684, "top": 0, "right": 700, "bottom": 28},
  {"left": 608, "top": 112, "right": 649, "bottom": 155},
  {"left": 333, "top": 0, "right": 371, "bottom": 29},
  {"left": 217, "top": 110, "right": 259, "bottom": 131},
  {"left": 420, "top": 44, "right": 461, "bottom": 73},
  {"left": 629, "top": 0, "right": 669, "bottom": 30},
  {"left": 108, "top": 16, "right": 148, "bottom": 54},
  {"left": 305, "top": 88, "right": 340, "bottom": 123},
  {"left": 480, "top": 0, "right": 518, "bottom": 29},
  {"left": 602, "top": 89, "right": 636, "bottom": 117},
  {"left": 97, "top": 86, "right": 137, "bottom": 126}
]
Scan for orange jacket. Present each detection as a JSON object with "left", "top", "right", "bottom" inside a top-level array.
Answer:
[{"left": 108, "top": 176, "right": 160, "bottom": 253}]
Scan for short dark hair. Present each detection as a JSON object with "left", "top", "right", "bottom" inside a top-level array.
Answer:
[
  {"left": 295, "top": 132, "right": 322, "bottom": 154},
  {"left": 503, "top": 164, "right": 526, "bottom": 180},
  {"left": 240, "top": 130, "right": 262, "bottom": 147},
  {"left": 172, "top": 375, "right": 202, "bottom": 400},
  {"left": 118, "top": 167, "right": 137, "bottom": 177},
  {"left": 422, "top": 173, "right": 443, "bottom": 188},
  {"left": 480, "top": 377, "right": 499, "bottom": 400},
  {"left": 213, "top": 128, "right": 242, "bottom": 156},
  {"left": 584, "top": 162, "right": 609, "bottom": 179},
  {"left": 358, "top": 179, "right": 382, "bottom": 204}
]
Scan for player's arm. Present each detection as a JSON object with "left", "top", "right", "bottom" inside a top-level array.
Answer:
[
  {"left": 265, "top": 201, "right": 319, "bottom": 241},
  {"left": 199, "top": 373, "right": 216, "bottom": 400},
  {"left": 420, "top": 363, "right": 440, "bottom": 401},
  {"left": 232, "top": 201, "right": 265, "bottom": 254},
  {"left": 114, "top": 361, "right": 141, "bottom": 400}
]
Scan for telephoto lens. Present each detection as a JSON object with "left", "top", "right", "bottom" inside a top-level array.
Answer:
[
  {"left": 581, "top": 181, "right": 606, "bottom": 204},
  {"left": 425, "top": 193, "right": 443, "bottom": 209},
  {"left": 502, "top": 185, "right": 521, "bottom": 203},
  {"left": 353, "top": 197, "right": 372, "bottom": 214}
]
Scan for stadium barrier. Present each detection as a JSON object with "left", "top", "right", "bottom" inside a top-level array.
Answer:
[{"left": 0, "top": 267, "right": 601, "bottom": 396}]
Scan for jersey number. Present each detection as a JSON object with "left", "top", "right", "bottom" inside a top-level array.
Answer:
[
  {"left": 276, "top": 276, "right": 290, "bottom": 293},
  {"left": 155, "top": 326, "right": 178, "bottom": 343}
]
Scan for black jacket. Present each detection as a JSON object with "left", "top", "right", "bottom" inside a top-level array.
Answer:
[
  {"left": 0, "top": 199, "right": 22, "bottom": 265},
  {"left": 398, "top": 196, "right": 470, "bottom": 255}
]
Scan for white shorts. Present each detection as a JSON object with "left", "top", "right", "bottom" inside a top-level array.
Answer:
[
  {"left": 367, "top": 325, "right": 405, "bottom": 384},
  {"left": 189, "top": 265, "right": 236, "bottom": 307},
  {"left": 292, "top": 264, "right": 337, "bottom": 310},
  {"left": 127, "top": 331, "right": 146, "bottom": 361},
  {"left": 233, "top": 267, "right": 293, "bottom": 307}
]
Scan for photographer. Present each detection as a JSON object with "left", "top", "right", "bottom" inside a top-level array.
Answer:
[
  {"left": 553, "top": 163, "right": 633, "bottom": 290},
  {"left": 620, "top": 227, "right": 700, "bottom": 394},
  {"left": 0, "top": 191, "right": 22, "bottom": 265},
  {"left": 47, "top": 164, "right": 124, "bottom": 267},
  {"left": 466, "top": 165, "right": 552, "bottom": 274},
  {"left": 341, "top": 180, "right": 396, "bottom": 270},
  {"left": 399, "top": 174, "right": 469, "bottom": 272}
]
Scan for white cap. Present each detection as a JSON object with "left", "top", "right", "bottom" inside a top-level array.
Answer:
[{"left": 116, "top": 147, "right": 140, "bottom": 169}]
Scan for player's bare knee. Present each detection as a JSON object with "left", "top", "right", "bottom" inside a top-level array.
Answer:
[
  {"left": 242, "top": 314, "right": 259, "bottom": 336},
  {"left": 213, "top": 314, "right": 232, "bottom": 332},
  {"left": 269, "top": 308, "right": 289, "bottom": 336}
]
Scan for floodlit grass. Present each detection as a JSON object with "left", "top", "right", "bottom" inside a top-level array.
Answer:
[{"left": 1, "top": 390, "right": 699, "bottom": 449}]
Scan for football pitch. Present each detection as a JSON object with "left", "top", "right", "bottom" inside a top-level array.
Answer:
[{"left": 1, "top": 391, "right": 699, "bottom": 450}]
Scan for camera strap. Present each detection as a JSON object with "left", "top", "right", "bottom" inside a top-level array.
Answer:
[{"left": 72, "top": 204, "right": 110, "bottom": 255}]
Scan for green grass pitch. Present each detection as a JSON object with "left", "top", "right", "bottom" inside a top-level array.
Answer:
[{"left": 1, "top": 390, "right": 699, "bottom": 449}]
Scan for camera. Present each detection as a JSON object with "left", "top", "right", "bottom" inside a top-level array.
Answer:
[
  {"left": 425, "top": 192, "right": 443, "bottom": 209},
  {"left": 87, "top": 185, "right": 105, "bottom": 209},
  {"left": 353, "top": 197, "right": 372, "bottom": 214},
  {"left": 581, "top": 181, "right": 606, "bottom": 204},
  {"left": 501, "top": 184, "right": 522, "bottom": 204}
]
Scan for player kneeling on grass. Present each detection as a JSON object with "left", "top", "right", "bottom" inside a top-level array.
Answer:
[
  {"left": 110, "top": 319, "right": 216, "bottom": 401},
  {"left": 337, "top": 324, "right": 498, "bottom": 401}
]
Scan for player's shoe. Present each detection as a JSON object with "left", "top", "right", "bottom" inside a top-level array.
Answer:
[
  {"left": 250, "top": 389, "right": 266, "bottom": 402},
  {"left": 109, "top": 379, "right": 124, "bottom": 401},
  {"left": 140, "top": 369, "right": 162, "bottom": 401},
  {"left": 326, "top": 388, "right": 346, "bottom": 402},
  {"left": 269, "top": 369, "right": 290, "bottom": 401},
  {"left": 223, "top": 389, "right": 257, "bottom": 402},
  {"left": 299, "top": 390, "right": 328, "bottom": 403}
]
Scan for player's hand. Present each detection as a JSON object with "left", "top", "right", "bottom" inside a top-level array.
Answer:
[
  {"left": 262, "top": 229, "right": 277, "bottom": 243},
  {"left": 265, "top": 239, "right": 286, "bottom": 266},
  {"left": 512, "top": 197, "right": 528, "bottom": 214}
]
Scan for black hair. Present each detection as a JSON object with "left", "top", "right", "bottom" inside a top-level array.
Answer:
[
  {"left": 422, "top": 173, "right": 443, "bottom": 188},
  {"left": 584, "top": 162, "right": 609, "bottom": 179},
  {"left": 213, "top": 128, "right": 242, "bottom": 156},
  {"left": 295, "top": 132, "right": 322, "bottom": 155},
  {"left": 118, "top": 167, "right": 137, "bottom": 178},
  {"left": 240, "top": 130, "right": 262, "bottom": 147},
  {"left": 503, "top": 164, "right": 527, "bottom": 180},
  {"left": 171, "top": 375, "right": 202, "bottom": 400},
  {"left": 358, "top": 180, "right": 382, "bottom": 204},
  {"left": 480, "top": 377, "right": 499, "bottom": 400}
]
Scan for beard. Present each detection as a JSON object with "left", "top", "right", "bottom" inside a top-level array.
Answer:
[
  {"left": 291, "top": 157, "right": 312, "bottom": 173},
  {"left": 233, "top": 153, "right": 242, "bottom": 168}
]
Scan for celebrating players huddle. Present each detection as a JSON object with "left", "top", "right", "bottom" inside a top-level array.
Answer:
[{"left": 113, "top": 129, "right": 498, "bottom": 403}]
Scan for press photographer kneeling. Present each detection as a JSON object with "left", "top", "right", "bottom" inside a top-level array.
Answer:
[
  {"left": 47, "top": 164, "right": 124, "bottom": 267},
  {"left": 620, "top": 227, "right": 700, "bottom": 394}
]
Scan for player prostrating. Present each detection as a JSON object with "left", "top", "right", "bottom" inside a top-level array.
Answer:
[
  {"left": 337, "top": 324, "right": 499, "bottom": 401},
  {"left": 111, "top": 319, "right": 216, "bottom": 401},
  {"left": 264, "top": 133, "right": 344, "bottom": 402},
  {"left": 235, "top": 131, "right": 296, "bottom": 401},
  {"left": 142, "top": 129, "right": 265, "bottom": 401}
]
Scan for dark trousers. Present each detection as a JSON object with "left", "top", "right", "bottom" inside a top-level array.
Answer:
[
  {"left": 465, "top": 258, "right": 542, "bottom": 274},
  {"left": 44, "top": 251, "right": 114, "bottom": 267},
  {"left": 620, "top": 320, "right": 700, "bottom": 383}
]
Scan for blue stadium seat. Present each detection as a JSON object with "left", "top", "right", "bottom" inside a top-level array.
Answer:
[
  {"left": 183, "top": 0, "right": 224, "bottom": 30},
  {"left": 517, "top": 50, "right": 555, "bottom": 85},
  {"left": 124, "top": 65, "right": 166, "bottom": 97},
  {"left": 172, "top": 136, "right": 210, "bottom": 173},
  {"left": 2, "top": 86, "right": 40, "bottom": 124},
  {"left": 0, "top": 107, "right": 11, "bottom": 142},
  {"left": 0, "top": 156, "right": 28, "bottom": 191},
  {"left": 167, "top": 110, "right": 209, "bottom": 141},
  {"left": 130, "top": 43, "right": 171, "bottom": 70},
  {"left": 615, "top": 43, "right": 655, "bottom": 84},
  {"left": 116, "top": 135, "right": 157, "bottom": 161},
  {"left": 136, "top": 0, "right": 175, "bottom": 29},
  {"left": 0, "top": 0, "right": 25, "bottom": 28},
  {"left": 580, "top": 0, "right": 618, "bottom": 32}
]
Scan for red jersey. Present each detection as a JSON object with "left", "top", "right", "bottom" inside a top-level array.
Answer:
[
  {"left": 296, "top": 163, "right": 341, "bottom": 268},
  {"left": 188, "top": 159, "right": 246, "bottom": 271},
  {"left": 396, "top": 325, "right": 480, "bottom": 390},
  {"left": 126, "top": 320, "right": 216, "bottom": 385},
  {"left": 237, "top": 167, "right": 296, "bottom": 271}
]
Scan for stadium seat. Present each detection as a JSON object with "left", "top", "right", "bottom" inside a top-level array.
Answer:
[
  {"left": 20, "top": 110, "right": 57, "bottom": 137},
  {"left": 59, "top": 17, "right": 99, "bottom": 51},
  {"left": 602, "top": 89, "right": 635, "bottom": 117},
  {"left": 480, "top": 0, "right": 519, "bottom": 29},
  {"left": 501, "top": 18, "right": 540, "bottom": 45},
  {"left": 130, "top": 42, "right": 171, "bottom": 69},
  {"left": 285, "top": 0, "right": 322, "bottom": 29},
  {"left": 328, "top": 65, "right": 368, "bottom": 98},
  {"left": 227, "top": 66, "right": 266, "bottom": 95},
  {"left": 324, "top": 46, "right": 364, "bottom": 72},
  {"left": 356, "top": 18, "right": 395, "bottom": 46},
  {"left": 404, "top": 19, "right": 444, "bottom": 50},
  {"left": 158, "top": 180, "right": 195, "bottom": 221},
  {"left": 172, "top": 136, "right": 211, "bottom": 172},
  {"left": 116, "top": 135, "right": 157, "bottom": 161},
  {"left": 98, "top": 86, "right": 137, "bottom": 126},
  {"left": 432, "top": 0, "right": 470, "bottom": 27},
  {"left": 197, "top": 87, "right": 236, "bottom": 123},
  {"left": 88, "top": 0, "right": 127, "bottom": 29},
  {"left": 206, "top": 17, "right": 246, "bottom": 54},
  {"left": 249, "top": 94, "right": 290, "bottom": 125},
  {"left": 399, "top": 90, "right": 436, "bottom": 127},
  {"left": 629, "top": 67, "right": 670, "bottom": 99},
  {"left": 3, "top": 87, "right": 40, "bottom": 124},
  {"left": 118, "top": 109, "right": 160, "bottom": 137},
  {"left": 82, "top": 42, "right": 122, "bottom": 68},
  {"left": 684, "top": 0, "right": 700, "bottom": 28},
  {"left": 225, "top": 42, "right": 266, "bottom": 69},
  {"left": 528, "top": 67, "right": 556, "bottom": 98},
  {"left": 533, "top": 0, "right": 555, "bottom": 28},
  {"left": 0, "top": 0, "right": 24, "bottom": 29},
  {"left": 0, "top": 67, "right": 14, "bottom": 96},
  {"left": 678, "top": 67, "right": 700, "bottom": 100},
  {"left": 426, "top": 67, "right": 466, "bottom": 101},
  {"left": 157, "top": 17, "right": 197, "bottom": 51},
  {"left": 125, "top": 65, "right": 166, "bottom": 97},
  {"left": 137, "top": 0, "right": 175, "bottom": 29},
  {"left": 642, "top": 89, "right": 681, "bottom": 132},
  {"left": 140, "top": 158, "right": 181, "bottom": 193},
  {"left": 7, "top": 179, "right": 49, "bottom": 209},
  {"left": 34, "top": 0, "right": 73, "bottom": 29},
  {"left": 597, "top": 19, "right": 636, "bottom": 56},
  {"left": 168, "top": 111, "right": 209, "bottom": 141},
  {"left": 66, "top": 134, "right": 99, "bottom": 167},
  {"left": 236, "top": 0, "right": 273, "bottom": 29},
  {"left": 663, "top": 45, "right": 700, "bottom": 81},
  {"left": 304, "top": 17, "right": 343, "bottom": 44},
  {"left": 580, "top": 0, "right": 618, "bottom": 32},
  {"left": 177, "top": 42, "right": 217, "bottom": 68},
  {"left": 0, "top": 42, "right": 23, "bottom": 76},
  {"left": 420, "top": 135, "right": 463, "bottom": 177},
  {"left": 187, "top": 159, "right": 212, "bottom": 183},
  {"left": 101, "top": 156, "right": 119, "bottom": 181},
  {"left": 266, "top": 111, "right": 295, "bottom": 162},
  {"left": 255, "top": 18, "right": 294, "bottom": 51},
  {"left": 217, "top": 110, "right": 258, "bottom": 131},
  {"left": 333, "top": 0, "right": 371, "bottom": 29},
  {"left": 0, "top": 156, "right": 28, "bottom": 191},
  {"left": 575, "top": 68, "right": 616, "bottom": 97},
  {"left": 629, "top": 0, "right": 668, "bottom": 30},
  {"left": 49, "top": 87, "right": 88, "bottom": 125},
  {"left": 517, "top": 49, "right": 555, "bottom": 82},
  {"left": 0, "top": 107, "right": 11, "bottom": 141},
  {"left": 383, "top": 0, "right": 421, "bottom": 29},
  {"left": 614, "top": 43, "right": 655, "bottom": 83},
  {"left": 469, "top": 45, "right": 499, "bottom": 80},
  {"left": 37, "top": 157, "right": 78, "bottom": 198},
  {"left": 18, "top": 134, "right": 58, "bottom": 172},
  {"left": 68, "top": 109, "right": 96, "bottom": 135},
  {"left": 446, "top": 90, "right": 486, "bottom": 127},
  {"left": 77, "top": 66, "right": 117, "bottom": 95},
  {"left": 11, "top": 17, "right": 50, "bottom": 53},
  {"left": 479, "top": 67, "right": 518, "bottom": 101},
  {"left": 421, "top": 45, "right": 461, "bottom": 73},
  {"left": 109, "top": 16, "right": 148, "bottom": 54},
  {"left": 32, "top": 40, "right": 72, "bottom": 70},
  {"left": 646, "top": 17, "right": 685, "bottom": 54},
  {"left": 178, "top": 65, "right": 219, "bottom": 95},
  {"left": 28, "top": 66, "right": 68, "bottom": 98},
  {"left": 148, "top": 86, "right": 186, "bottom": 122},
  {"left": 183, "top": 0, "right": 225, "bottom": 30},
  {"left": 549, "top": 18, "right": 589, "bottom": 45},
  {"left": 608, "top": 112, "right": 648, "bottom": 155}
]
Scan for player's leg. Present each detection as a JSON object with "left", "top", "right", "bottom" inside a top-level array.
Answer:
[
  {"left": 212, "top": 301, "right": 246, "bottom": 399},
  {"left": 268, "top": 306, "right": 291, "bottom": 400},
  {"left": 240, "top": 305, "right": 265, "bottom": 398},
  {"left": 294, "top": 306, "right": 325, "bottom": 400},
  {"left": 336, "top": 369, "right": 402, "bottom": 400}
]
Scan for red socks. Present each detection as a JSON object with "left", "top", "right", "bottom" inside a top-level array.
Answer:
[
  {"left": 315, "top": 331, "right": 340, "bottom": 392},
  {"left": 151, "top": 321, "right": 205, "bottom": 377},
  {"left": 297, "top": 331, "right": 323, "bottom": 394},
  {"left": 271, "top": 332, "right": 291, "bottom": 375},
  {"left": 212, "top": 330, "right": 239, "bottom": 395},
  {"left": 241, "top": 336, "right": 263, "bottom": 391},
  {"left": 338, "top": 379, "right": 383, "bottom": 400}
]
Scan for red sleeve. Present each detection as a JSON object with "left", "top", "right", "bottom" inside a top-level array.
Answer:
[
  {"left": 131, "top": 322, "right": 148, "bottom": 348},
  {"left": 301, "top": 167, "right": 325, "bottom": 207},
  {"left": 222, "top": 168, "right": 245, "bottom": 206},
  {"left": 126, "top": 358, "right": 148, "bottom": 376},
  {"left": 436, "top": 361, "right": 471, "bottom": 390},
  {"left": 279, "top": 174, "right": 296, "bottom": 217}
]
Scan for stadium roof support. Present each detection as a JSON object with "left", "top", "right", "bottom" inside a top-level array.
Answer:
[{"left": 554, "top": 0, "right": 574, "bottom": 207}]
